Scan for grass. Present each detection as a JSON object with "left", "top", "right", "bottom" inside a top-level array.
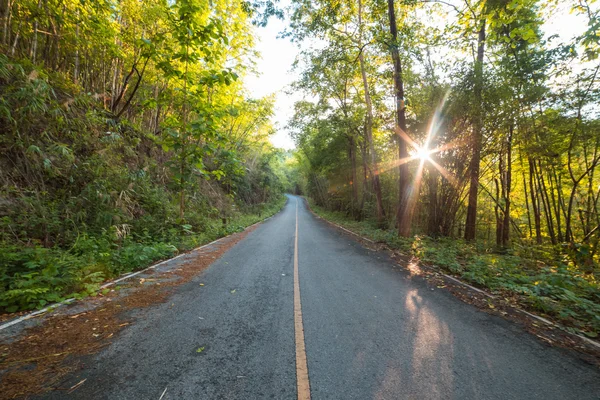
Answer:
[{"left": 309, "top": 201, "right": 600, "bottom": 338}]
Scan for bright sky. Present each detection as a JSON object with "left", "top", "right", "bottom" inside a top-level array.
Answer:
[
  {"left": 246, "top": 2, "right": 590, "bottom": 151},
  {"left": 246, "top": 16, "right": 300, "bottom": 150}
]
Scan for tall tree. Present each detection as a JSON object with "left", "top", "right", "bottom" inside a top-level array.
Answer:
[
  {"left": 464, "top": 12, "right": 486, "bottom": 241},
  {"left": 358, "top": 0, "right": 386, "bottom": 225},
  {"left": 386, "top": 0, "right": 411, "bottom": 236}
]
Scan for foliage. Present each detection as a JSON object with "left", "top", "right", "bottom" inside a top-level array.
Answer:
[
  {"left": 0, "top": 0, "right": 289, "bottom": 313},
  {"left": 0, "top": 189, "right": 286, "bottom": 312}
]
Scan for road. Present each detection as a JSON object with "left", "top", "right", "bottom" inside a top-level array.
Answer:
[{"left": 44, "top": 195, "right": 600, "bottom": 399}]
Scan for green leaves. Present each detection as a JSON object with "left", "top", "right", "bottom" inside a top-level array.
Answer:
[{"left": 0, "top": 0, "right": 289, "bottom": 318}]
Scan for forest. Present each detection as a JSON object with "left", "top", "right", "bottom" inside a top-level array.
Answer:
[
  {"left": 0, "top": 0, "right": 599, "bottom": 341},
  {"left": 0, "top": 0, "right": 295, "bottom": 313},
  {"left": 287, "top": 0, "right": 600, "bottom": 338}
]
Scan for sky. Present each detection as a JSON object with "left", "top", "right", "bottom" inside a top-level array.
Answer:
[
  {"left": 245, "top": 16, "right": 300, "bottom": 150},
  {"left": 246, "top": 2, "right": 589, "bottom": 151}
]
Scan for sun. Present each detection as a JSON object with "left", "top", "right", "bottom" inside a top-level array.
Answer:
[{"left": 415, "top": 146, "right": 432, "bottom": 162}]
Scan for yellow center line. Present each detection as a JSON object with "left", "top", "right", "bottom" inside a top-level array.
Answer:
[{"left": 294, "top": 199, "right": 311, "bottom": 400}]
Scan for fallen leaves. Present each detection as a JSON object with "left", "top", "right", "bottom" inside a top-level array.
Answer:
[{"left": 0, "top": 225, "right": 258, "bottom": 398}]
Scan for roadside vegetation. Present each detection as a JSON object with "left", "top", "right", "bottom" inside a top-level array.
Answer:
[
  {"left": 288, "top": 0, "right": 600, "bottom": 339},
  {"left": 0, "top": 0, "right": 293, "bottom": 313}
]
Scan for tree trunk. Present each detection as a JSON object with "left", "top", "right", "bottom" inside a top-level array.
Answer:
[
  {"left": 9, "top": 5, "right": 20, "bottom": 56},
  {"left": 427, "top": 167, "right": 439, "bottom": 236},
  {"left": 495, "top": 177, "right": 502, "bottom": 247},
  {"left": 179, "top": 37, "right": 190, "bottom": 222},
  {"left": 349, "top": 135, "right": 359, "bottom": 219},
  {"left": 464, "top": 20, "right": 486, "bottom": 241},
  {"left": 74, "top": 9, "right": 80, "bottom": 84},
  {"left": 529, "top": 159, "right": 542, "bottom": 244},
  {"left": 3, "top": 0, "right": 12, "bottom": 46},
  {"left": 520, "top": 152, "right": 532, "bottom": 238},
  {"left": 360, "top": 140, "right": 369, "bottom": 217},
  {"left": 30, "top": 0, "right": 41, "bottom": 63},
  {"left": 115, "top": 57, "right": 149, "bottom": 118},
  {"left": 536, "top": 160, "right": 557, "bottom": 244},
  {"left": 386, "top": 0, "right": 411, "bottom": 237},
  {"left": 548, "top": 167, "right": 562, "bottom": 241},
  {"left": 358, "top": 0, "right": 385, "bottom": 227},
  {"left": 502, "top": 124, "right": 512, "bottom": 246}
]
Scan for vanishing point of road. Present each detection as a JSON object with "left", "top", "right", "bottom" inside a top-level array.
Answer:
[{"left": 44, "top": 195, "right": 600, "bottom": 399}]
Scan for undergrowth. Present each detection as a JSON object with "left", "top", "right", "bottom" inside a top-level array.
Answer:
[{"left": 0, "top": 196, "right": 286, "bottom": 313}]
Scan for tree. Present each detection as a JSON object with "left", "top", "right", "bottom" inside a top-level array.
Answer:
[
  {"left": 463, "top": 1, "right": 487, "bottom": 241},
  {"left": 386, "top": 0, "right": 411, "bottom": 236}
]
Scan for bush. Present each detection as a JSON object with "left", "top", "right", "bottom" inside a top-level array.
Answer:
[{"left": 0, "top": 245, "right": 101, "bottom": 312}]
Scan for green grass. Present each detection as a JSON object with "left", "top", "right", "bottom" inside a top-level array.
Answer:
[
  {"left": 309, "top": 201, "right": 600, "bottom": 338},
  {"left": 0, "top": 195, "right": 287, "bottom": 314}
]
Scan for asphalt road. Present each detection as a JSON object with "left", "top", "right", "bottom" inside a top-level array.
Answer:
[{"left": 44, "top": 195, "right": 600, "bottom": 399}]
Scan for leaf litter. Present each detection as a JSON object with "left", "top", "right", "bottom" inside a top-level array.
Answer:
[{"left": 0, "top": 226, "right": 257, "bottom": 398}]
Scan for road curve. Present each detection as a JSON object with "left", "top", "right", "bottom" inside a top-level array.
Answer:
[{"left": 42, "top": 195, "right": 600, "bottom": 399}]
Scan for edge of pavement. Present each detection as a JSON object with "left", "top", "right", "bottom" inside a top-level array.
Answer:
[{"left": 300, "top": 196, "right": 600, "bottom": 355}]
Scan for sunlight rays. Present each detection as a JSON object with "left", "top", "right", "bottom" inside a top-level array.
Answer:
[
  {"left": 376, "top": 91, "right": 459, "bottom": 193},
  {"left": 373, "top": 91, "right": 460, "bottom": 224}
]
